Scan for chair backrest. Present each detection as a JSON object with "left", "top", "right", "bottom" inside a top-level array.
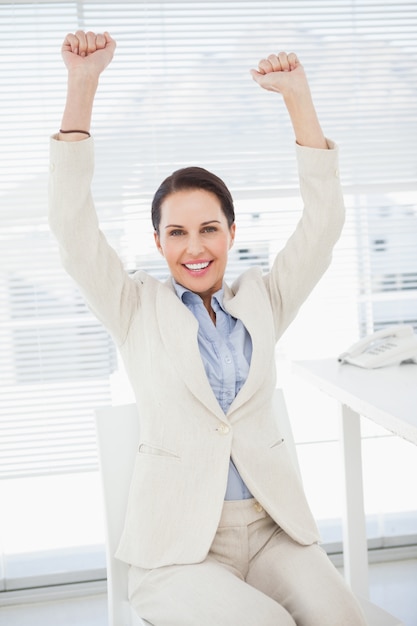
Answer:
[
  {"left": 94, "top": 391, "right": 402, "bottom": 626},
  {"left": 94, "top": 402, "right": 148, "bottom": 626}
]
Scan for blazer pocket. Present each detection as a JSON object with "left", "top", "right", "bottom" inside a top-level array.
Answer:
[
  {"left": 138, "top": 442, "right": 180, "bottom": 460},
  {"left": 269, "top": 437, "right": 285, "bottom": 450}
]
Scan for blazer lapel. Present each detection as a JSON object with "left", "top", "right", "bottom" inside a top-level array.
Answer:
[
  {"left": 223, "top": 281, "right": 275, "bottom": 416},
  {"left": 156, "top": 280, "right": 226, "bottom": 420}
]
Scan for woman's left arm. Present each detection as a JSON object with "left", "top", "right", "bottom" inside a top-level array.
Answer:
[
  {"left": 250, "top": 52, "right": 327, "bottom": 149},
  {"left": 251, "top": 52, "right": 344, "bottom": 338}
]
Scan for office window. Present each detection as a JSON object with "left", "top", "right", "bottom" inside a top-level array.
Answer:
[{"left": 0, "top": 0, "right": 416, "bottom": 591}]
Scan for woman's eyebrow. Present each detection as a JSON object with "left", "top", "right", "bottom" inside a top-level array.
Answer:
[{"left": 164, "top": 220, "right": 221, "bottom": 229}]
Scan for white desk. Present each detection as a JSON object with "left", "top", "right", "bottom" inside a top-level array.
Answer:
[{"left": 292, "top": 358, "right": 417, "bottom": 600}]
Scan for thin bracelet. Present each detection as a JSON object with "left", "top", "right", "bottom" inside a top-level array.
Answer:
[{"left": 59, "top": 129, "right": 91, "bottom": 137}]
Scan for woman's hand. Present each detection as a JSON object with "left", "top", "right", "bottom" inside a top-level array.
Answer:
[
  {"left": 62, "top": 30, "right": 116, "bottom": 79},
  {"left": 250, "top": 52, "right": 308, "bottom": 98},
  {"left": 251, "top": 51, "right": 327, "bottom": 149}
]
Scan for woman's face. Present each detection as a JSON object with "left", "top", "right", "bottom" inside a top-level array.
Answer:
[{"left": 154, "top": 188, "right": 235, "bottom": 307}]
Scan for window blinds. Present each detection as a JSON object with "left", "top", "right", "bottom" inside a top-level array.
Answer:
[{"left": 1, "top": 0, "right": 416, "bottom": 479}]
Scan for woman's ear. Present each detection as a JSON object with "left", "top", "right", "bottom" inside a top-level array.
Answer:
[
  {"left": 229, "top": 223, "right": 236, "bottom": 249},
  {"left": 154, "top": 231, "right": 164, "bottom": 256}
]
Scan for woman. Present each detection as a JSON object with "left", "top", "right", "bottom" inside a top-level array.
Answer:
[{"left": 49, "top": 30, "right": 367, "bottom": 626}]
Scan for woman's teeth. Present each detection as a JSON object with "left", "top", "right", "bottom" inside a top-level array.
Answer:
[{"left": 185, "top": 262, "right": 210, "bottom": 271}]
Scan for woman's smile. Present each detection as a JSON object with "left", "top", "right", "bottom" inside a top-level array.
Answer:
[{"left": 184, "top": 261, "right": 211, "bottom": 271}]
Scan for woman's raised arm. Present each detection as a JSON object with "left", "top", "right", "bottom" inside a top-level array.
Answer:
[
  {"left": 59, "top": 30, "right": 116, "bottom": 141},
  {"left": 250, "top": 52, "right": 327, "bottom": 149}
]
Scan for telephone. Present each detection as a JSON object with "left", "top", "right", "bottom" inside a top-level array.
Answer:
[{"left": 338, "top": 324, "right": 417, "bottom": 369}]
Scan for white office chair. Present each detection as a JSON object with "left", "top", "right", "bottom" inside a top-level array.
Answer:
[
  {"left": 94, "top": 402, "right": 150, "bottom": 626},
  {"left": 95, "top": 390, "right": 403, "bottom": 626}
]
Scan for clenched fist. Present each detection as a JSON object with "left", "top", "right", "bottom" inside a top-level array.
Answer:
[
  {"left": 62, "top": 30, "right": 116, "bottom": 77},
  {"left": 250, "top": 52, "right": 308, "bottom": 98}
]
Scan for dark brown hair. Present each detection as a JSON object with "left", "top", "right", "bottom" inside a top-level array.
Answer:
[{"left": 151, "top": 166, "right": 235, "bottom": 234}]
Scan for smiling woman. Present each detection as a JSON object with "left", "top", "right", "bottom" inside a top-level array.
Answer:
[
  {"left": 46, "top": 24, "right": 371, "bottom": 624},
  {"left": 1, "top": 0, "right": 416, "bottom": 609},
  {"left": 154, "top": 186, "right": 236, "bottom": 316}
]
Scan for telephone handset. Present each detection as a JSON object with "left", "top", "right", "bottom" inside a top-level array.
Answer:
[{"left": 338, "top": 324, "right": 417, "bottom": 369}]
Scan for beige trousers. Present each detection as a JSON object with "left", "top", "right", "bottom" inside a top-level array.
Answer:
[{"left": 128, "top": 498, "right": 368, "bottom": 626}]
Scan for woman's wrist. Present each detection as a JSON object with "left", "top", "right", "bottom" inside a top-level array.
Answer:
[
  {"left": 58, "top": 129, "right": 91, "bottom": 141},
  {"left": 59, "top": 72, "right": 98, "bottom": 140},
  {"left": 66, "top": 68, "right": 99, "bottom": 104}
]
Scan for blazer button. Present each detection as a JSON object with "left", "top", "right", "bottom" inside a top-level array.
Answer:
[
  {"left": 254, "top": 502, "right": 264, "bottom": 513},
  {"left": 218, "top": 423, "right": 230, "bottom": 435}
]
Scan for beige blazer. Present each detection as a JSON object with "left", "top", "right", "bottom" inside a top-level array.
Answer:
[{"left": 49, "top": 136, "right": 345, "bottom": 569}]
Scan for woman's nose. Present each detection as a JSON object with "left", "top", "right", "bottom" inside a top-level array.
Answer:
[{"left": 186, "top": 234, "right": 204, "bottom": 256}]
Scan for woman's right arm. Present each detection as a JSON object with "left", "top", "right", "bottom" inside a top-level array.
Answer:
[
  {"left": 49, "top": 32, "right": 139, "bottom": 344},
  {"left": 59, "top": 30, "right": 116, "bottom": 140}
]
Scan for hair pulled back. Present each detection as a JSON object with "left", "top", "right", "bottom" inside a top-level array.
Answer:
[{"left": 151, "top": 166, "right": 235, "bottom": 234}]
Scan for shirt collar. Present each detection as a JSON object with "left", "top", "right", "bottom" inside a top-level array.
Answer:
[{"left": 172, "top": 278, "right": 226, "bottom": 312}]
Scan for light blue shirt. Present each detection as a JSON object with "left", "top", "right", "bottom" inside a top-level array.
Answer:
[{"left": 173, "top": 280, "right": 253, "bottom": 500}]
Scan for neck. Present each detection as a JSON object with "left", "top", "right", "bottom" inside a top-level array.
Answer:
[
  {"left": 200, "top": 295, "right": 216, "bottom": 325},
  {"left": 206, "top": 305, "right": 216, "bottom": 325}
]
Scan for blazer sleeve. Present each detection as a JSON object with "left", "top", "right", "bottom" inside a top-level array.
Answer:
[
  {"left": 48, "top": 136, "right": 140, "bottom": 345},
  {"left": 263, "top": 139, "right": 345, "bottom": 339}
]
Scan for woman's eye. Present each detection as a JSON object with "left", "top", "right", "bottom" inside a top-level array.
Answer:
[
  {"left": 169, "top": 229, "right": 184, "bottom": 236},
  {"left": 202, "top": 226, "right": 217, "bottom": 233}
]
